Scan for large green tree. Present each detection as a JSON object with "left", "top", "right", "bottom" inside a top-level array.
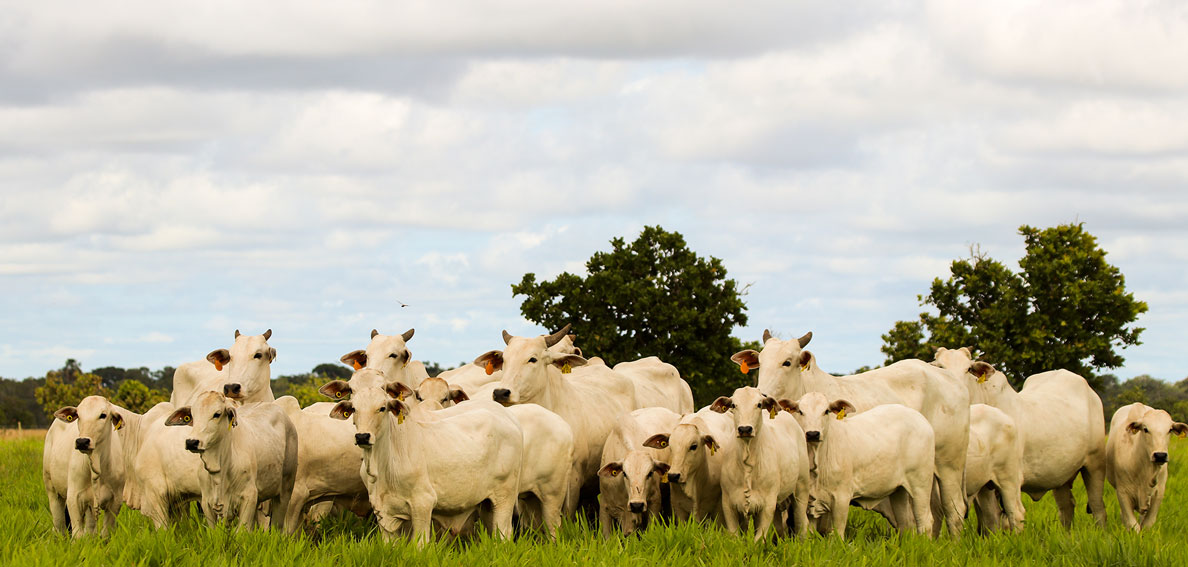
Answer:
[
  {"left": 512, "top": 226, "right": 753, "bottom": 405},
  {"left": 881, "top": 223, "right": 1147, "bottom": 390}
]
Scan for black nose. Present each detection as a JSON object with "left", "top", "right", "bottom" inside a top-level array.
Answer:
[
  {"left": 806, "top": 431, "right": 821, "bottom": 442},
  {"left": 668, "top": 472, "right": 681, "bottom": 483},
  {"left": 629, "top": 502, "right": 645, "bottom": 514},
  {"left": 185, "top": 439, "right": 199, "bottom": 452},
  {"left": 355, "top": 433, "right": 372, "bottom": 446},
  {"left": 75, "top": 438, "right": 91, "bottom": 451},
  {"left": 224, "top": 383, "right": 242, "bottom": 397},
  {"left": 1154, "top": 452, "right": 1169, "bottom": 464},
  {"left": 737, "top": 425, "right": 753, "bottom": 437},
  {"left": 492, "top": 389, "right": 510, "bottom": 402}
]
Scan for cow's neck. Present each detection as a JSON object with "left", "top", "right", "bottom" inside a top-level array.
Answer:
[
  {"left": 87, "top": 432, "right": 116, "bottom": 482},
  {"left": 200, "top": 428, "right": 237, "bottom": 477},
  {"left": 521, "top": 369, "right": 562, "bottom": 410},
  {"left": 374, "top": 415, "right": 424, "bottom": 484},
  {"left": 815, "top": 423, "right": 850, "bottom": 490}
]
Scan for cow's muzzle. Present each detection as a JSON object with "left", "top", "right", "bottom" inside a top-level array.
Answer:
[
  {"left": 492, "top": 389, "right": 512, "bottom": 406},
  {"left": 806, "top": 430, "right": 821, "bottom": 442},
  {"left": 355, "top": 433, "right": 372, "bottom": 447},
  {"left": 628, "top": 501, "right": 645, "bottom": 514},
  {"left": 737, "top": 425, "right": 753, "bottom": 438},
  {"left": 1154, "top": 452, "right": 1169, "bottom": 464},
  {"left": 75, "top": 438, "right": 92, "bottom": 453},
  {"left": 223, "top": 383, "right": 243, "bottom": 399},
  {"left": 185, "top": 438, "right": 203, "bottom": 453}
]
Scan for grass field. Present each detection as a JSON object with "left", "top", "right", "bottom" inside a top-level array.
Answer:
[{"left": 2, "top": 435, "right": 1184, "bottom": 566}]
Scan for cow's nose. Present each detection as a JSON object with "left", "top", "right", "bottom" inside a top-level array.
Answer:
[
  {"left": 224, "top": 383, "right": 242, "bottom": 398},
  {"left": 667, "top": 472, "right": 681, "bottom": 483},
  {"left": 806, "top": 430, "right": 821, "bottom": 442},
  {"left": 184, "top": 439, "right": 200, "bottom": 452},
  {"left": 355, "top": 433, "right": 372, "bottom": 447},
  {"left": 75, "top": 438, "right": 91, "bottom": 451},
  {"left": 737, "top": 425, "right": 753, "bottom": 437},
  {"left": 628, "top": 502, "right": 645, "bottom": 514},
  {"left": 1154, "top": 452, "right": 1169, "bottom": 464},
  {"left": 492, "top": 389, "right": 511, "bottom": 402}
]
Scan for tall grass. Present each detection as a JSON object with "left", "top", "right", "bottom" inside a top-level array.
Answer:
[{"left": 3, "top": 435, "right": 1183, "bottom": 566}]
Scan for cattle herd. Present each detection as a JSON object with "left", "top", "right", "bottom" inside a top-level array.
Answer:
[{"left": 41, "top": 325, "right": 1186, "bottom": 544}]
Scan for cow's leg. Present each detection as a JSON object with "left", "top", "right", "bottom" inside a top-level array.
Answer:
[
  {"left": 973, "top": 489, "right": 1001, "bottom": 533},
  {"left": 1053, "top": 480, "right": 1076, "bottom": 530},
  {"left": 103, "top": 493, "right": 121, "bottom": 538},
  {"left": 752, "top": 503, "right": 775, "bottom": 542},
  {"left": 935, "top": 463, "right": 966, "bottom": 536},
  {"left": 284, "top": 485, "right": 309, "bottom": 534},
  {"left": 67, "top": 492, "right": 86, "bottom": 538},
  {"left": 790, "top": 487, "right": 810, "bottom": 537},
  {"left": 409, "top": 507, "right": 434, "bottom": 548},
  {"left": 564, "top": 466, "right": 584, "bottom": 518},
  {"left": 909, "top": 482, "right": 935, "bottom": 537},
  {"left": 996, "top": 480, "right": 1025, "bottom": 534},
  {"left": 491, "top": 493, "right": 516, "bottom": 541},
  {"left": 1141, "top": 486, "right": 1165, "bottom": 531},
  {"left": 47, "top": 490, "right": 68, "bottom": 535},
  {"left": 1081, "top": 462, "right": 1108, "bottom": 528},
  {"left": 889, "top": 488, "right": 913, "bottom": 533},
  {"left": 598, "top": 500, "right": 614, "bottom": 539},
  {"left": 721, "top": 497, "right": 741, "bottom": 535},
  {"left": 829, "top": 493, "right": 851, "bottom": 539},
  {"left": 1116, "top": 492, "right": 1139, "bottom": 531}
]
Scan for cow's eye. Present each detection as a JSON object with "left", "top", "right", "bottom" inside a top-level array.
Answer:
[
  {"left": 689, "top": 444, "right": 698, "bottom": 451},
  {"left": 415, "top": 392, "right": 423, "bottom": 401},
  {"left": 254, "top": 353, "right": 263, "bottom": 359},
  {"left": 528, "top": 357, "right": 537, "bottom": 363},
  {"left": 99, "top": 413, "right": 107, "bottom": 419},
  {"left": 783, "top": 361, "right": 792, "bottom": 367},
  {"left": 213, "top": 412, "right": 221, "bottom": 418},
  {"left": 379, "top": 406, "right": 387, "bottom": 412},
  {"left": 389, "top": 353, "right": 398, "bottom": 359}
]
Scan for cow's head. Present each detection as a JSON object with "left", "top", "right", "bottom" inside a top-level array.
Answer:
[
  {"left": 599, "top": 450, "right": 669, "bottom": 517},
  {"left": 1125, "top": 406, "right": 1188, "bottom": 466},
  {"left": 165, "top": 391, "right": 237, "bottom": 457},
  {"left": 413, "top": 377, "right": 468, "bottom": 410},
  {"left": 56, "top": 395, "right": 124, "bottom": 455},
  {"left": 646, "top": 420, "right": 718, "bottom": 484},
  {"left": 730, "top": 329, "right": 813, "bottom": 401},
  {"left": 479, "top": 324, "right": 587, "bottom": 406},
  {"left": 778, "top": 392, "right": 854, "bottom": 444},
  {"left": 710, "top": 386, "right": 779, "bottom": 440},
  {"left": 340, "top": 328, "right": 416, "bottom": 389},
  {"left": 329, "top": 380, "right": 409, "bottom": 448},
  {"left": 205, "top": 329, "right": 275, "bottom": 402}
]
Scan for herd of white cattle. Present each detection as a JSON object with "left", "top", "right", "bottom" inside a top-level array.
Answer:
[{"left": 42, "top": 326, "right": 1185, "bottom": 544}]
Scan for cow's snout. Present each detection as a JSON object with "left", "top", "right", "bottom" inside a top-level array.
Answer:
[
  {"left": 492, "top": 389, "right": 511, "bottom": 404},
  {"left": 355, "top": 433, "right": 372, "bottom": 447},
  {"left": 628, "top": 501, "right": 645, "bottom": 514},
  {"left": 806, "top": 430, "right": 821, "bottom": 442},
  {"left": 75, "top": 438, "right": 91, "bottom": 452},
  {"left": 223, "top": 383, "right": 243, "bottom": 398},
  {"left": 737, "top": 425, "right": 753, "bottom": 437},
  {"left": 1154, "top": 452, "right": 1169, "bottom": 464},
  {"left": 668, "top": 472, "right": 681, "bottom": 483},
  {"left": 184, "top": 438, "right": 201, "bottom": 453}
]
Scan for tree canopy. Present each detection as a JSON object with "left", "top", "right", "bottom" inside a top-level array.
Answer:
[
  {"left": 881, "top": 223, "right": 1147, "bottom": 390},
  {"left": 512, "top": 225, "right": 754, "bottom": 405}
]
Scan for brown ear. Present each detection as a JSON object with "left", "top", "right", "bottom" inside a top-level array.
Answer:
[
  {"left": 387, "top": 399, "right": 409, "bottom": 419},
  {"left": 268, "top": 347, "right": 277, "bottom": 362},
  {"left": 1127, "top": 421, "right": 1144, "bottom": 434},
  {"left": 777, "top": 399, "right": 799, "bottom": 414},
  {"left": 319, "top": 380, "right": 352, "bottom": 400},
  {"left": 474, "top": 351, "right": 504, "bottom": 375},
  {"left": 262, "top": 329, "right": 272, "bottom": 341},
  {"left": 53, "top": 407, "right": 78, "bottom": 423},
  {"left": 598, "top": 462, "right": 623, "bottom": 477},
  {"left": 828, "top": 399, "right": 856, "bottom": 416},
  {"left": 329, "top": 401, "right": 354, "bottom": 420},
  {"left": 652, "top": 462, "right": 670, "bottom": 477},
  {"left": 165, "top": 407, "right": 193, "bottom": 426},
  {"left": 798, "top": 351, "right": 813, "bottom": 369},
  {"left": 709, "top": 396, "right": 733, "bottom": 413},
  {"left": 340, "top": 350, "right": 367, "bottom": 371},
  {"left": 551, "top": 354, "right": 587, "bottom": 371},
  {"left": 111, "top": 412, "right": 125, "bottom": 431},
  {"left": 207, "top": 349, "right": 231, "bottom": 371},
  {"left": 969, "top": 361, "right": 995, "bottom": 381},
  {"left": 642, "top": 433, "right": 670, "bottom": 449},
  {"left": 702, "top": 435, "right": 719, "bottom": 452},
  {"left": 1172, "top": 423, "right": 1188, "bottom": 438},
  {"left": 759, "top": 396, "right": 776, "bottom": 411},
  {"left": 448, "top": 389, "right": 469, "bottom": 404},
  {"left": 385, "top": 381, "right": 414, "bottom": 401},
  {"left": 730, "top": 349, "right": 760, "bottom": 373}
]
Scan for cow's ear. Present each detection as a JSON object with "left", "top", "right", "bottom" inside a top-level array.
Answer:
[
  {"left": 387, "top": 399, "right": 409, "bottom": 421},
  {"left": 642, "top": 434, "right": 670, "bottom": 450},
  {"left": 777, "top": 399, "right": 799, "bottom": 414},
  {"left": 652, "top": 462, "right": 670, "bottom": 477},
  {"left": 828, "top": 399, "right": 856, "bottom": 419},
  {"left": 54, "top": 406, "right": 78, "bottom": 423},
  {"left": 448, "top": 389, "right": 469, "bottom": 404},
  {"left": 207, "top": 349, "right": 231, "bottom": 371},
  {"left": 709, "top": 396, "right": 733, "bottom": 413},
  {"left": 385, "top": 381, "right": 413, "bottom": 401},
  {"left": 1126, "top": 421, "right": 1144, "bottom": 434},
  {"left": 550, "top": 354, "right": 587, "bottom": 373},
  {"left": 111, "top": 412, "right": 125, "bottom": 431},
  {"left": 759, "top": 396, "right": 776, "bottom": 410},
  {"left": 340, "top": 350, "right": 367, "bottom": 371},
  {"left": 969, "top": 361, "right": 995, "bottom": 382},
  {"left": 474, "top": 351, "right": 504, "bottom": 375},
  {"left": 798, "top": 351, "right": 813, "bottom": 371},
  {"left": 598, "top": 462, "right": 623, "bottom": 477},
  {"left": 730, "top": 350, "right": 760, "bottom": 374},
  {"left": 329, "top": 401, "right": 354, "bottom": 420},
  {"left": 702, "top": 435, "right": 720, "bottom": 453},
  {"left": 1173, "top": 423, "right": 1188, "bottom": 438},
  {"left": 268, "top": 348, "right": 277, "bottom": 363},
  {"left": 165, "top": 407, "right": 193, "bottom": 426},
  {"left": 319, "top": 380, "right": 352, "bottom": 400},
  {"left": 226, "top": 408, "right": 238, "bottom": 427}
]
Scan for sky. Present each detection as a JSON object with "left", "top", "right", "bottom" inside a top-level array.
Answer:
[{"left": 2, "top": 0, "right": 1186, "bottom": 381}]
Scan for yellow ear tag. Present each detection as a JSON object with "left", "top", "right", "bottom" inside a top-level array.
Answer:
[
  {"left": 659, "top": 440, "right": 667, "bottom": 448},
  {"left": 800, "top": 363, "right": 809, "bottom": 372},
  {"left": 214, "top": 362, "right": 223, "bottom": 371},
  {"left": 228, "top": 421, "right": 233, "bottom": 431},
  {"left": 114, "top": 420, "right": 122, "bottom": 430},
  {"left": 397, "top": 413, "right": 405, "bottom": 425},
  {"left": 561, "top": 363, "right": 572, "bottom": 374},
  {"left": 65, "top": 415, "right": 75, "bottom": 423},
  {"left": 836, "top": 409, "right": 846, "bottom": 421},
  {"left": 1179, "top": 431, "right": 1186, "bottom": 439},
  {"left": 740, "top": 361, "right": 749, "bottom": 374},
  {"left": 353, "top": 360, "right": 362, "bottom": 370},
  {"left": 660, "top": 474, "right": 668, "bottom": 484},
  {"left": 708, "top": 445, "right": 716, "bottom": 456},
  {"left": 769, "top": 407, "right": 779, "bottom": 419},
  {"left": 977, "top": 373, "right": 988, "bottom": 384},
  {"left": 485, "top": 361, "right": 495, "bottom": 375},
  {"left": 183, "top": 415, "right": 191, "bottom": 423}
]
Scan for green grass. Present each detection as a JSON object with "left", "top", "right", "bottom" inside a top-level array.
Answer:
[{"left": 3, "top": 436, "right": 1185, "bottom": 566}]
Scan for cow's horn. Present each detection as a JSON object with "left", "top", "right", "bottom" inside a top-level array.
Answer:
[
  {"left": 544, "top": 324, "right": 572, "bottom": 348},
  {"left": 798, "top": 331, "right": 812, "bottom": 348},
  {"left": 502, "top": 330, "right": 513, "bottom": 345}
]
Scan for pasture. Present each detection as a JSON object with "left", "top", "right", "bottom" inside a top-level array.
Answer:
[{"left": 2, "top": 433, "right": 1183, "bottom": 566}]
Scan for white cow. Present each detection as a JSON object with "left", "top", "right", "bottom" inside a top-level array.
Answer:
[
  {"left": 780, "top": 393, "right": 935, "bottom": 538},
  {"left": 477, "top": 325, "right": 636, "bottom": 515},
  {"left": 965, "top": 404, "right": 1026, "bottom": 533},
  {"left": 132, "top": 401, "right": 203, "bottom": 527},
  {"left": 643, "top": 408, "right": 735, "bottom": 524},
  {"left": 43, "top": 396, "right": 128, "bottom": 537},
  {"left": 437, "top": 333, "right": 582, "bottom": 395},
  {"left": 172, "top": 329, "right": 277, "bottom": 406},
  {"left": 1106, "top": 403, "right": 1188, "bottom": 531},
  {"left": 733, "top": 330, "right": 969, "bottom": 535},
  {"left": 165, "top": 392, "right": 298, "bottom": 531},
  {"left": 710, "top": 387, "right": 810, "bottom": 541},
  {"left": 613, "top": 357, "right": 695, "bottom": 415},
  {"left": 933, "top": 348, "right": 1107, "bottom": 529},
  {"left": 329, "top": 373, "right": 523, "bottom": 546},
  {"left": 597, "top": 407, "right": 682, "bottom": 536},
  {"left": 273, "top": 397, "right": 369, "bottom": 532},
  {"left": 335, "top": 329, "right": 429, "bottom": 392}
]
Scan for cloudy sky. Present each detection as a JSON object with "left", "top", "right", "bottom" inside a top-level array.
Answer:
[{"left": 2, "top": 0, "right": 1186, "bottom": 381}]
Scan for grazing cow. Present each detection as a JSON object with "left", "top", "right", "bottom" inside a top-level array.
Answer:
[
  {"left": 1106, "top": 403, "right": 1188, "bottom": 531},
  {"left": 733, "top": 330, "right": 969, "bottom": 535},
  {"left": 477, "top": 325, "right": 636, "bottom": 514},
  {"left": 43, "top": 396, "right": 128, "bottom": 537},
  {"left": 329, "top": 374, "right": 523, "bottom": 546},
  {"left": 780, "top": 393, "right": 935, "bottom": 538},
  {"left": 172, "top": 329, "right": 277, "bottom": 406},
  {"left": 933, "top": 348, "right": 1107, "bottom": 529},
  {"left": 165, "top": 392, "right": 298, "bottom": 531},
  {"left": 965, "top": 404, "right": 1026, "bottom": 533},
  {"left": 597, "top": 407, "right": 682, "bottom": 536},
  {"left": 613, "top": 357, "right": 695, "bottom": 415},
  {"left": 337, "top": 329, "right": 429, "bottom": 392},
  {"left": 643, "top": 408, "right": 736, "bottom": 524},
  {"left": 711, "top": 387, "right": 810, "bottom": 541},
  {"left": 274, "top": 397, "right": 369, "bottom": 532}
]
